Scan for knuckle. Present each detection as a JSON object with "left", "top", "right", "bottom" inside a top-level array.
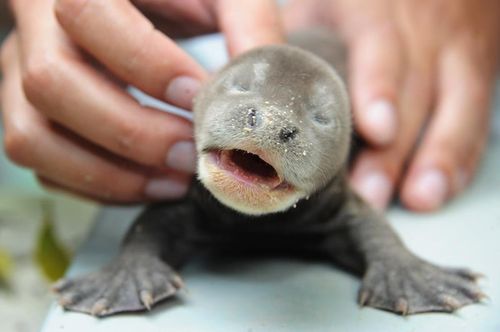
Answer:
[
  {"left": 3, "top": 122, "right": 35, "bottom": 167},
  {"left": 115, "top": 120, "right": 158, "bottom": 165},
  {"left": 116, "top": 120, "right": 142, "bottom": 152},
  {"left": 21, "top": 55, "right": 57, "bottom": 103},
  {"left": 55, "top": 0, "right": 89, "bottom": 25}
]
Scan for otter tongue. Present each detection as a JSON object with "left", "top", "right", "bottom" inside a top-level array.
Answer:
[{"left": 220, "top": 150, "right": 281, "bottom": 188}]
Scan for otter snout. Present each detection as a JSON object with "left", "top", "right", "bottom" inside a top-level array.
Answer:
[{"left": 243, "top": 106, "right": 299, "bottom": 144}]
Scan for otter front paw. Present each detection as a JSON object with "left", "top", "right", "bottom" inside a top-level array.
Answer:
[
  {"left": 53, "top": 256, "right": 184, "bottom": 317},
  {"left": 358, "top": 259, "right": 485, "bottom": 315}
]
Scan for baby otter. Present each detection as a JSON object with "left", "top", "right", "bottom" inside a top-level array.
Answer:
[{"left": 53, "top": 42, "right": 484, "bottom": 317}]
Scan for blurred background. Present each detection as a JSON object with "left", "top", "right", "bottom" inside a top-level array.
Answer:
[
  {"left": 0, "top": 3, "right": 98, "bottom": 332},
  {"left": 0, "top": 1, "right": 499, "bottom": 331}
]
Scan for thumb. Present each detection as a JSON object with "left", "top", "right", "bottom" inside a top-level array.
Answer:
[{"left": 216, "top": 0, "right": 285, "bottom": 56}]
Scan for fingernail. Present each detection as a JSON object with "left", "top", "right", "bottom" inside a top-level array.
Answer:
[
  {"left": 144, "top": 178, "right": 189, "bottom": 199},
  {"left": 364, "top": 100, "right": 397, "bottom": 145},
  {"left": 412, "top": 169, "right": 448, "bottom": 210},
  {"left": 165, "top": 76, "right": 201, "bottom": 109},
  {"left": 166, "top": 141, "right": 197, "bottom": 173},
  {"left": 354, "top": 171, "right": 392, "bottom": 210}
]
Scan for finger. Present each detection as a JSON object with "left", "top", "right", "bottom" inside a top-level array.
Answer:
[
  {"left": 54, "top": 0, "right": 207, "bottom": 109},
  {"left": 131, "top": 0, "right": 217, "bottom": 38},
  {"left": 12, "top": 0, "right": 196, "bottom": 172},
  {"left": 350, "top": 70, "right": 434, "bottom": 210},
  {"left": 37, "top": 174, "right": 138, "bottom": 205},
  {"left": 400, "top": 47, "right": 493, "bottom": 212},
  {"left": 22, "top": 52, "right": 196, "bottom": 171},
  {"left": 217, "top": 0, "right": 285, "bottom": 56},
  {"left": 282, "top": 0, "right": 326, "bottom": 32},
  {"left": 37, "top": 169, "right": 192, "bottom": 204},
  {"left": 349, "top": 24, "right": 404, "bottom": 146},
  {"left": 1, "top": 33, "right": 190, "bottom": 203}
]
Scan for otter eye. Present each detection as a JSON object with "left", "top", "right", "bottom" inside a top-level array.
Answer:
[
  {"left": 312, "top": 112, "right": 331, "bottom": 125},
  {"left": 233, "top": 83, "right": 249, "bottom": 92},
  {"left": 224, "top": 76, "right": 251, "bottom": 93}
]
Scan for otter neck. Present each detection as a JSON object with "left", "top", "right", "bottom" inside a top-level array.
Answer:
[{"left": 189, "top": 168, "right": 348, "bottom": 228}]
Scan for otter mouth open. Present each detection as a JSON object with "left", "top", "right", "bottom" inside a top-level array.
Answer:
[
  {"left": 209, "top": 149, "right": 284, "bottom": 189},
  {"left": 200, "top": 148, "right": 300, "bottom": 214}
]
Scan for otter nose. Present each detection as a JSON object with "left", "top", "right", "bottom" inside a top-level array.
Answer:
[
  {"left": 279, "top": 127, "right": 299, "bottom": 142},
  {"left": 246, "top": 108, "right": 258, "bottom": 127}
]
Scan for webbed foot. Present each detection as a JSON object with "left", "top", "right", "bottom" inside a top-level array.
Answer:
[
  {"left": 53, "top": 255, "right": 184, "bottom": 317},
  {"left": 358, "top": 258, "right": 485, "bottom": 315}
]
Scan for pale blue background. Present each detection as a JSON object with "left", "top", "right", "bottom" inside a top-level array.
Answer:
[{"left": 41, "top": 34, "right": 500, "bottom": 332}]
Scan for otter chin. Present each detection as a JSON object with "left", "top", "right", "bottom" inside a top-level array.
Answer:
[{"left": 198, "top": 148, "right": 304, "bottom": 216}]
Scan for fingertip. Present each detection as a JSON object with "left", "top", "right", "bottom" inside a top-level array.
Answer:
[
  {"left": 217, "top": 0, "right": 285, "bottom": 56},
  {"left": 352, "top": 170, "right": 393, "bottom": 210},
  {"left": 401, "top": 168, "right": 449, "bottom": 212},
  {"left": 55, "top": 0, "right": 207, "bottom": 102},
  {"left": 144, "top": 177, "right": 190, "bottom": 200},
  {"left": 165, "top": 140, "right": 197, "bottom": 174},
  {"left": 358, "top": 99, "right": 398, "bottom": 146},
  {"left": 350, "top": 155, "right": 394, "bottom": 210},
  {"left": 165, "top": 76, "right": 202, "bottom": 110}
]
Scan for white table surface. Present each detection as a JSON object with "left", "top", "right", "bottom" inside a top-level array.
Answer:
[{"left": 40, "top": 35, "right": 500, "bottom": 332}]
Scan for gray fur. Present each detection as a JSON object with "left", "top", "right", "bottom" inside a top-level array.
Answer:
[
  {"left": 53, "top": 33, "right": 484, "bottom": 317},
  {"left": 194, "top": 44, "right": 350, "bottom": 198}
]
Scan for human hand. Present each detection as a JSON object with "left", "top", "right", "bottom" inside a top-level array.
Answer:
[
  {"left": 284, "top": 0, "right": 500, "bottom": 212},
  {"left": 0, "top": 0, "right": 283, "bottom": 203}
]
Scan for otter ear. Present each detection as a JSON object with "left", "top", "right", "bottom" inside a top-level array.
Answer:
[{"left": 223, "top": 62, "right": 270, "bottom": 93}]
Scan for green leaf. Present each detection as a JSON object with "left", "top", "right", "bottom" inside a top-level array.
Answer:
[
  {"left": 34, "top": 201, "right": 70, "bottom": 282},
  {"left": 0, "top": 248, "right": 13, "bottom": 287}
]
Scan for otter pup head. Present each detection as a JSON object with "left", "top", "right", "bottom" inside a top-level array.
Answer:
[{"left": 193, "top": 45, "right": 351, "bottom": 216}]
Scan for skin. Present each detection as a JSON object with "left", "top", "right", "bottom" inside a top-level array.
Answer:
[
  {"left": 283, "top": 0, "right": 500, "bottom": 212},
  {"left": 0, "top": 0, "right": 284, "bottom": 203},
  {"left": 53, "top": 44, "right": 483, "bottom": 317},
  {"left": 2, "top": 0, "right": 498, "bottom": 213}
]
